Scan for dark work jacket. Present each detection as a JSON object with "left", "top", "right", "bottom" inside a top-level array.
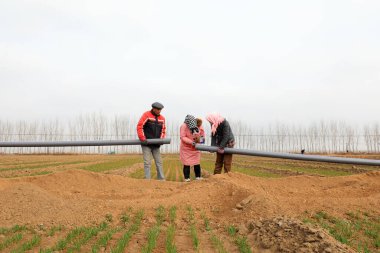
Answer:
[
  {"left": 137, "top": 110, "right": 166, "bottom": 147},
  {"left": 211, "top": 120, "right": 235, "bottom": 148}
]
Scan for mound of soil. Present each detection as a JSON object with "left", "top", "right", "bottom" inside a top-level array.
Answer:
[
  {"left": 0, "top": 169, "right": 379, "bottom": 252},
  {"left": 244, "top": 217, "right": 354, "bottom": 252}
]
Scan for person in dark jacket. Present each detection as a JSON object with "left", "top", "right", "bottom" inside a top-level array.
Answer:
[
  {"left": 137, "top": 102, "right": 166, "bottom": 180},
  {"left": 206, "top": 113, "right": 235, "bottom": 174}
]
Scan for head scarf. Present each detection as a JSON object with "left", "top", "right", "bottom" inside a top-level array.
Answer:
[
  {"left": 184, "top": 115, "right": 199, "bottom": 134},
  {"left": 206, "top": 113, "right": 224, "bottom": 136}
]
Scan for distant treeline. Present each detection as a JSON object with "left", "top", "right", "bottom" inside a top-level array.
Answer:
[{"left": 0, "top": 113, "right": 379, "bottom": 154}]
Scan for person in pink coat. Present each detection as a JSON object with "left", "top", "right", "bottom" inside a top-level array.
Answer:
[{"left": 180, "top": 115, "right": 205, "bottom": 182}]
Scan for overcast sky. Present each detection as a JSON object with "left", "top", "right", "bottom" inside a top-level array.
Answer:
[{"left": 1, "top": 0, "right": 379, "bottom": 127}]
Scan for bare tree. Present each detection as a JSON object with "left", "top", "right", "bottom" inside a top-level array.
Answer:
[{"left": 1, "top": 114, "right": 380, "bottom": 154}]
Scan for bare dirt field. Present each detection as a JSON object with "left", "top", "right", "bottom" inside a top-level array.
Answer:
[{"left": 0, "top": 153, "right": 379, "bottom": 252}]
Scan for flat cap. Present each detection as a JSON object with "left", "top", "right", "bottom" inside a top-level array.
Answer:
[{"left": 151, "top": 102, "right": 164, "bottom": 109}]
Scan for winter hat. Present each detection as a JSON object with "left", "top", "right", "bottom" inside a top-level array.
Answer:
[{"left": 151, "top": 102, "right": 164, "bottom": 109}]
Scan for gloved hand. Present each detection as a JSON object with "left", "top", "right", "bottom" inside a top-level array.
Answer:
[
  {"left": 140, "top": 139, "right": 148, "bottom": 145},
  {"left": 217, "top": 147, "right": 224, "bottom": 154}
]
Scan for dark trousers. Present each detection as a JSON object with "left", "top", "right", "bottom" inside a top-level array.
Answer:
[
  {"left": 214, "top": 153, "right": 233, "bottom": 174},
  {"left": 183, "top": 164, "right": 201, "bottom": 179}
]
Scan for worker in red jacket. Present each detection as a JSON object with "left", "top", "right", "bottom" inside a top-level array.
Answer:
[{"left": 137, "top": 102, "right": 166, "bottom": 180}]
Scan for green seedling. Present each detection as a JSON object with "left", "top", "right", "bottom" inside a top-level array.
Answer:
[
  {"left": 187, "top": 206, "right": 199, "bottom": 251},
  {"left": 227, "top": 225, "right": 237, "bottom": 236},
  {"left": 305, "top": 210, "right": 380, "bottom": 253},
  {"left": 235, "top": 236, "right": 252, "bottom": 253},
  {"left": 91, "top": 228, "right": 119, "bottom": 253},
  {"left": 53, "top": 227, "right": 86, "bottom": 251},
  {"left": 166, "top": 206, "right": 177, "bottom": 253},
  {"left": 11, "top": 234, "right": 41, "bottom": 253},
  {"left": 105, "top": 213, "right": 113, "bottom": 223},
  {"left": 0, "top": 233, "right": 23, "bottom": 251},
  {"left": 0, "top": 225, "right": 27, "bottom": 235},
  {"left": 47, "top": 225, "right": 63, "bottom": 236},
  {"left": 111, "top": 210, "right": 144, "bottom": 253},
  {"left": 201, "top": 213, "right": 211, "bottom": 232},
  {"left": 210, "top": 234, "right": 228, "bottom": 253},
  {"left": 169, "top": 206, "right": 177, "bottom": 223},
  {"left": 142, "top": 206, "right": 166, "bottom": 253},
  {"left": 165, "top": 224, "right": 177, "bottom": 253},
  {"left": 120, "top": 212, "right": 130, "bottom": 226},
  {"left": 155, "top": 205, "right": 165, "bottom": 225},
  {"left": 142, "top": 225, "right": 160, "bottom": 253},
  {"left": 67, "top": 223, "right": 107, "bottom": 252}
]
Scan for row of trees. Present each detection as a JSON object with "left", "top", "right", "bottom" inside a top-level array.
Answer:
[{"left": 0, "top": 113, "right": 379, "bottom": 154}]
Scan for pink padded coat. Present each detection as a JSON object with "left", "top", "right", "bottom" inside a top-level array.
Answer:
[{"left": 179, "top": 123, "right": 205, "bottom": 166}]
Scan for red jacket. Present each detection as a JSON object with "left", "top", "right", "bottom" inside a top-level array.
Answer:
[{"left": 137, "top": 110, "right": 166, "bottom": 141}]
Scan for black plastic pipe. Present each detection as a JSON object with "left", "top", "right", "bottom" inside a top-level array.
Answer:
[
  {"left": 195, "top": 144, "right": 380, "bottom": 166},
  {"left": 0, "top": 138, "right": 171, "bottom": 147}
]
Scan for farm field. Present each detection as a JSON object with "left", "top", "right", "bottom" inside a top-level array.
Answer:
[{"left": 0, "top": 153, "right": 379, "bottom": 252}]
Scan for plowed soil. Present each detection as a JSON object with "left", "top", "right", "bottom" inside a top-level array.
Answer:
[{"left": 1, "top": 155, "right": 379, "bottom": 252}]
